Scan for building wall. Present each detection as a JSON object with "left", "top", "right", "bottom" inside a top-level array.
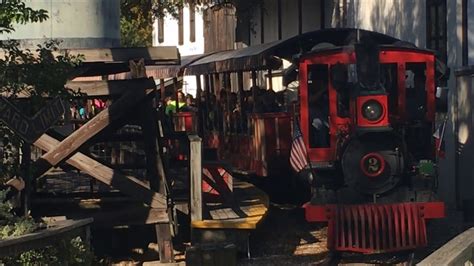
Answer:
[
  {"left": 345, "top": 0, "right": 426, "bottom": 47},
  {"left": 0, "top": 0, "right": 120, "bottom": 49},
  {"left": 249, "top": 0, "right": 323, "bottom": 45},
  {"left": 153, "top": 5, "right": 206, "bottom": 96}
]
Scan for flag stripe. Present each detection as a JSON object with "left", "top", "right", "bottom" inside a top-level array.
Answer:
[{"left": 290, "top": 120, "right": 309, "bottom": 172}]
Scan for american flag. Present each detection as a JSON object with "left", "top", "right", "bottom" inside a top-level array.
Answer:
[{"left": 290, "top": 119, "right": 309, "bottom": 172}]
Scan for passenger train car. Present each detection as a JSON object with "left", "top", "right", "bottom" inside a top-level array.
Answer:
[{"left": 157, "top": 29, "right": 446, "bottom": 253}]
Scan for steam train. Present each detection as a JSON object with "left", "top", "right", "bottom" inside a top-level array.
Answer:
[{"left": 164, "top": 29, "right": 446, "bottom": 253}]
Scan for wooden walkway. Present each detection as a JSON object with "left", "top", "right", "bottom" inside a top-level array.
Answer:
[{"left": 192, "top": 179, "right": 269, "bottom": 230}]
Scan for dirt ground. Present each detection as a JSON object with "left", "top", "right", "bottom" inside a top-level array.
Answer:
[{"left": 238, "top": 204, "right": 329, "bottom": 266}]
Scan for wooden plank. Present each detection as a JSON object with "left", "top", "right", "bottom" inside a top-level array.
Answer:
[
  {"left": 33, "top": 134, "right": 166, "bottom": 208},
  {"left": 33, "top": 86, "right": 155, "bottom": 178},
  {"left": 191, "top": 216, "right": 265, "bottom": 230},
  {"left": 91, "top": 206, "right": 168, "bottom": 226},
  {"left": 65, "top": 78, "right": 156, "bottom": 97},
  {"left": 189, "top": 135, "right": 203, "bottom": 222},
  {"left": 156, "top": 223, "right": 174, "bottom": 263},
  {"left": 0, "top": 47, "right": 180, "bottom": 64},
  {"left": 193, "top": 179, "right": 269, "bottom": 230},
  {"left": 0, "top": 218, "right": 93, "bottom": 258},
  {"left": 418, "top": 227, "right": 474, "bottom": 266}
]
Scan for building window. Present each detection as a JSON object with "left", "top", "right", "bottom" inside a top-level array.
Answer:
[
  {"left": 158, "top": 17, "right": 164, "bottom": 43},
  {"left": 426, "top": 0, "right": 447, "bottom": 63},
  {"left": 190, "top": 3, "right": 196, "bottom": 43},
  {"left": 178, "top": 7, "right": 184, "bottom": 45}
]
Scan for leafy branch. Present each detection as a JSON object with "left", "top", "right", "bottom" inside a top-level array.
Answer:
[{"left": 0, "top": 0, "right": 48, "bottom": 34}]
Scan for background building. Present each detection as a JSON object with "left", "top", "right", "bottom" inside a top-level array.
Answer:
[{"left": 0, "top": 0, "right": 120, "bottom": 49}]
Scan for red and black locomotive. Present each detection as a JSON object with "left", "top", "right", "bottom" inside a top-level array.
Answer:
[{"left": 300, "top": 36, "right": 445, "bottom": 253}]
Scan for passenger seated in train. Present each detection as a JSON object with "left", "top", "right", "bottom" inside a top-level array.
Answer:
[
  {"left": 182, "top": 94, "right": 198, "bottom": 112},
  {"left": 165, "top": 91, "right": 186, "bottom": 115},
  {"left": 251, "top": 86, "right": 281, "bottom": 113},
  {"left": 309, "top": 92, "right": 330, "bottom": 148},
  {"left": 261, "top": 89, "right": 279, "bottom": 113}
]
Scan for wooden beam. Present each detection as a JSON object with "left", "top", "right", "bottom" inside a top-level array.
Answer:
[
  {"left": 0, "top": 47, "right": 180, "bottom": 65},
  {"left": 156, "top": 223, "right": 174, "bottom": 263},
  {"left": 237, "top": 71, "right": 244, "bottom": 132},
  {"left": 65, "top": 78, "right": 156, "bottom": 97},
  {"left": 268, "top": 69, "right": 273, "bottom": 91},
  {"left": 189, "top": 135, "right": 203, "bottom": 222},
  {"left": 64, "top": 47, "right": 180, "bottom": 64},
  {"left": 160, "top": 78, "right": 166, "bottom": 101},
  {"left": 136, "top": 66, "right": 168, "bottom": 194},
  {"left": 33, "top": 134, "right": 167, "bottom": 208},
  {"left": 33, "top": 87, "right": 154, "bottom": 177}
]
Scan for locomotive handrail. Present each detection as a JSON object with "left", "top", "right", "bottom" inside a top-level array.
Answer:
[{"left": 417, "top": 227, "right": 474, "bottom": 266}]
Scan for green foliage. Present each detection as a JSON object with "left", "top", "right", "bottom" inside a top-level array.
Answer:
[
  {"left": 0, "top": 39, "right": 83, "bottom": 114},
  {"left": 0, "top": 188, "right": 37, "bottom": 240},
  {"left": 120, "top": 0, "right": 153, "bottom": 47},
  {"left": 0, "top": 0, "right": 48, "bottom": 34},
  {"left": 0, "top": 130, "right": 20, "bottom": 184},
  {"left": 1, "top": 236, "right": 95, "bottom": 265}
]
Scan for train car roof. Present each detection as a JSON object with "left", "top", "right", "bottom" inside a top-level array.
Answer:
[
  {"left": 184, "top": 28, "right": 404, "bottom": 75},
  {"left": 299, "top": 44, "right": 436, "bottom": 60},
  {"left": 146, "top": 53, "right": 209, "bottom": 79}
]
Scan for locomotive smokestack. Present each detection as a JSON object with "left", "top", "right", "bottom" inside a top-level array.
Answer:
[{"left": 355, "top": 37, "right": 381, "bottom": 90}]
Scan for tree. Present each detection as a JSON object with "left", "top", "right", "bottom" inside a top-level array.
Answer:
[{"left": 120, "top": 0, "right": 154, "bottom": 47}]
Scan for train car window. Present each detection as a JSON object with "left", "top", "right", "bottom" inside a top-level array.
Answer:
[
  {"left": 405, "top": 63, "right": 427, "bottom": 121},
  {"left": 381, "top": 63, "right": 399, "bottom": 116},
  {"left": 330, "top": 63, "right": 350, "bottom": 118},
  {"left": 307, "top": 64, "right": 330, "bottom": 148}
]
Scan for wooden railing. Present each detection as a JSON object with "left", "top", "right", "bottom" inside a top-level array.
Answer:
[
  {"left": 0, "top": 218, "right": 93, "bottom": 258},
  {"left": 418, "top": 227, "right": 474, "bottom": 265}
]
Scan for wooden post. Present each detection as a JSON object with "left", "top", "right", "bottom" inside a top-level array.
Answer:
[
  {"left": 131, "top": 59, "right": 175, "bottom": 263},
  {"left": 160, "top": 78, "right": 165, "bottom": 102},
  {"left": 223, "top": 73, "right": 229, "bottom": 136},
  {"left": 203, "top": 74, "right": 210, "bottom": 133},
  {"left": 173, "top": 77, "right": 179, "bottom": 113},
  {"left": 189, "top": 135, "right": 202, "bottom": 222},
  {"left": 196, "top": 75, "right": 204, "bottom": 135},
  {"left": 20, "top": 144, "right": 31, "bottom": 216},
  {"left": 251, "top": 70, "right": 257, "bottom": 112},
  {"left": 251, "top": 70, "right": 257, "bottom": 87},
  {"left": 268, "top": 69, "right": 273, "bottom": 91},
  {"left": 237, "top": 71, "right": 244, "bottom": 133}
]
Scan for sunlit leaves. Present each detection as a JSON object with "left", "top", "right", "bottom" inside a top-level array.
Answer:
[{"left": 0, "top": 0, "right": 48, "bottom": 33}]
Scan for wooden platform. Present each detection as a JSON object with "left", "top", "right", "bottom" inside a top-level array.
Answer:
[{"left": 191, "top": 179, "right": 268, "bottom": 230}]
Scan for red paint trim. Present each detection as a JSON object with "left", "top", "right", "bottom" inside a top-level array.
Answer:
[
  {"left": 304, "top": 201, "right": 445, "bottom": 253},
  {"left": 360, "top": 152, "right": 386, "bottom": 178}
]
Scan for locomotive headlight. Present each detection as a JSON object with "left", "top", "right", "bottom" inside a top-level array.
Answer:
[{"left": 361, "top": 100, "right": 383, "bottom": 122}]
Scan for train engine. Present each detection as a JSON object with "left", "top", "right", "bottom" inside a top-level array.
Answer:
[{"left": 301, "top": 39, "right": 445, "bottom": 253}]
